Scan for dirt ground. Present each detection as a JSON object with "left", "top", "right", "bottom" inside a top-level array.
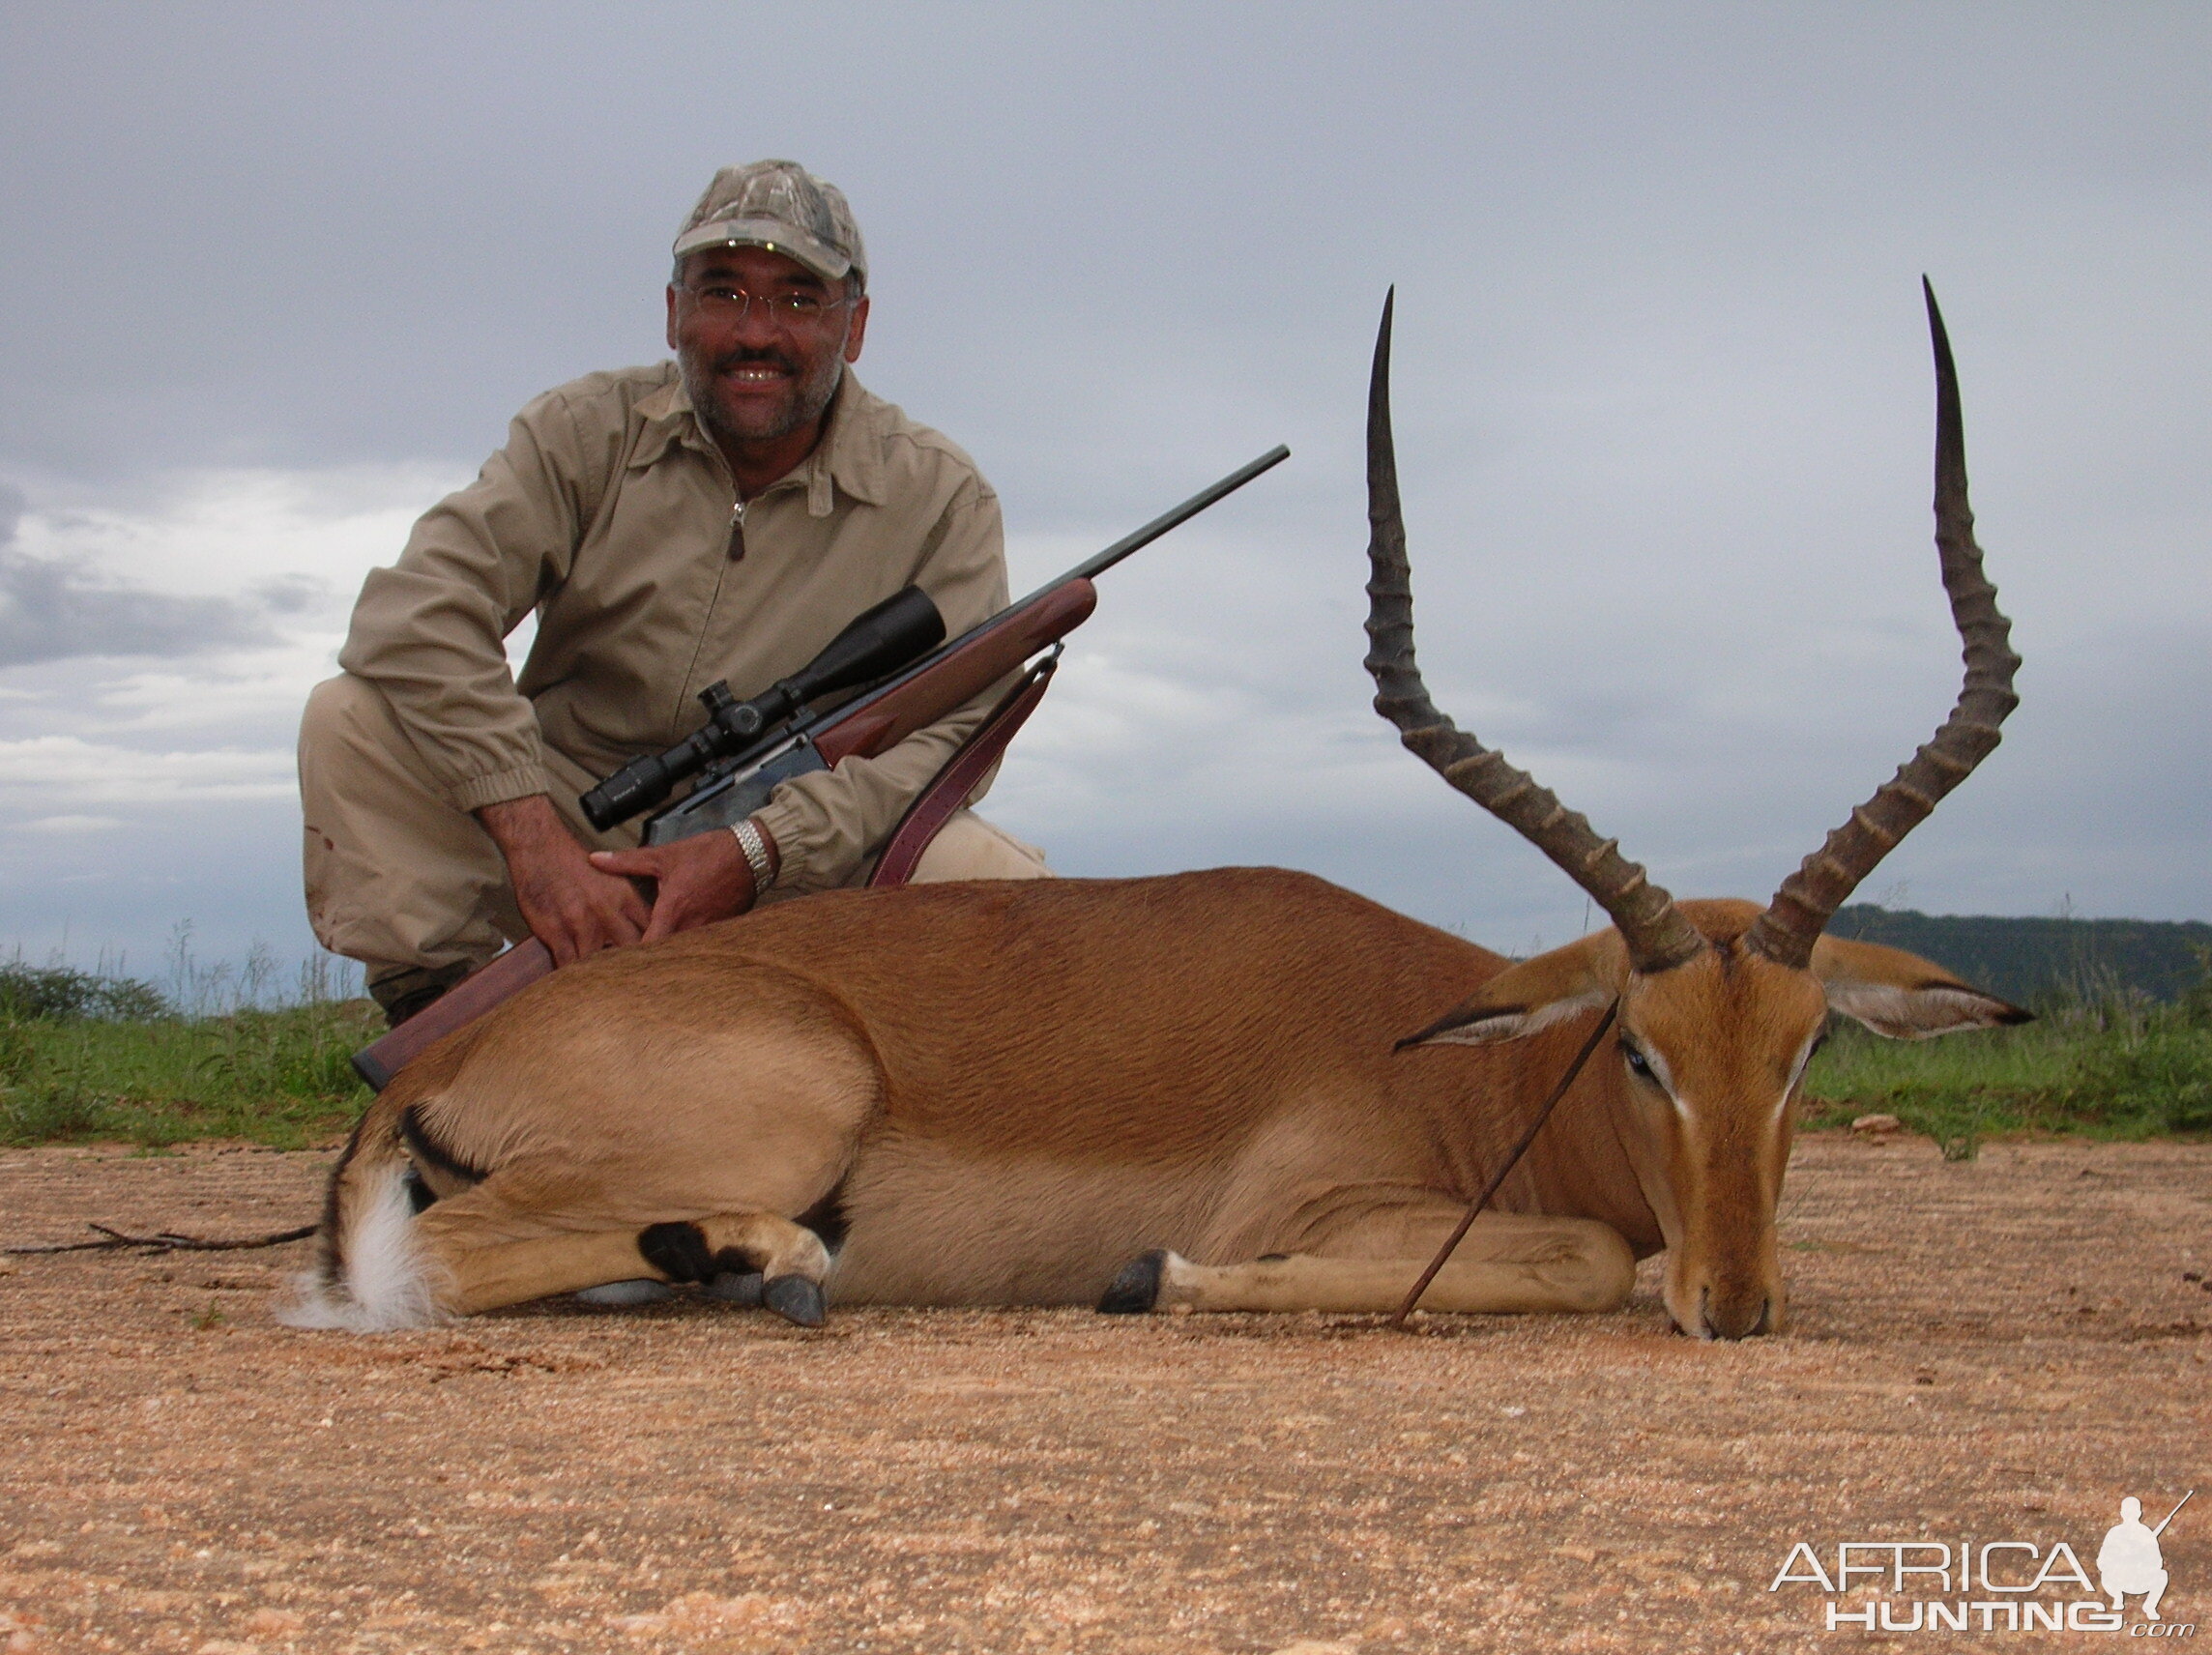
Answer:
[{"left": 0, "top": 1136, "right": 2205, "bottom": 1655}]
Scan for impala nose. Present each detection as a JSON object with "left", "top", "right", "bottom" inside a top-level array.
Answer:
[{"left": 1694, "top": 1286, "right": 1774, "bottom": 1341}]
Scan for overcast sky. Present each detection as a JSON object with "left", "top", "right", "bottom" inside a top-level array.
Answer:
[{"left": 0, "top": 2, "right": 2205, "bottom": 979}]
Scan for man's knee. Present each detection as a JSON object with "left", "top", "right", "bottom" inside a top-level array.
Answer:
[
  {"left": 302, "top": 671, "right": 369, "bottom": 744},
  {"left": 300, "top": 673, "right": 521, "bottom": 978},
  {"left": 301, "top": 672, "right": 410, "bottom": 764},
  {"left": 909, "top": 810, "right": 1052, "bottom": 884}
]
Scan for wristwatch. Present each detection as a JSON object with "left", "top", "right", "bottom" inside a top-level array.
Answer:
[{"left": 730, "top": 818, "right": 776, "bottom": 895}]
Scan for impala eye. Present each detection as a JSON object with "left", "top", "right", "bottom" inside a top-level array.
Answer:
[{"left": 1620, "top": 1041, "right": 1655, "bottom": 1081}]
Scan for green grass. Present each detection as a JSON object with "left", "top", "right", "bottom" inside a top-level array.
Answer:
[
  {"left": 0, "top": 949, "right": 378, "bottom": 1149},
  {"left": 1802, "top": 990, "right": 2212, "bottom": 1157},
  {"left": 0, "top": 997, "right": 380, "bottom": 1148}
]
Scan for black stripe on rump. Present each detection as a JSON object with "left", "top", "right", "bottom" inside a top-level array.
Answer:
[{"left": 400, "top": 1103, "right": 491, "bottom": 1194}]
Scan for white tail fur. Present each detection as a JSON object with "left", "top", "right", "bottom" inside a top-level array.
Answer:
[{"left": 278, "top": 1160, "right": 442, "bottom": 1331}]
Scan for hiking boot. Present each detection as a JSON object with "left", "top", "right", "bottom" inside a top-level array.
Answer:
[{"left": 368, "top": 962, "right": 472, "bottom": 1030}]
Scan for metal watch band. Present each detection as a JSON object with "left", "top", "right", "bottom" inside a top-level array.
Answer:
[{"left": 731, "top": 818, "right": 775, "bottom": 893}]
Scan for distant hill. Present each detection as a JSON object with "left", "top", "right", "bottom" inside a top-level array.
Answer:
[{"left": 1828, "top": 905, "right": 2212, "bottom": 1007}]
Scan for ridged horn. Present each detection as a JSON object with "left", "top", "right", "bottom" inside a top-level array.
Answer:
[
  {"left": 1364, "top": 289, "right": 1706, "bottom": 975},
  {"left": 1743, "top": 280, "right": 2022, "bottom": 970}
]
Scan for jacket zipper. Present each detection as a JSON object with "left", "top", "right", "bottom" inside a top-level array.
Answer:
[{"left": 671, "top": 496, "right": 743, "bottom": 738}]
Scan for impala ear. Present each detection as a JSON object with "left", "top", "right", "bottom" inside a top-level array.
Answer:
[
  {"left": 1812, "top": 936, "right": 2033, "bottom": 1040},
  {"left": 1397, "top": 938, "right": 1620, "bottom": 1049},
  {"left": 1398, "top": 987, "right": 1611, "bottom": 1049}
]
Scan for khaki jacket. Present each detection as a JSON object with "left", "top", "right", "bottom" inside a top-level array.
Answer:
[{"left": 337, "top": 364, "right": 1009, "bottom": 895}]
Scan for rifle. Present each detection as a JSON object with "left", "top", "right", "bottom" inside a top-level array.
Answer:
[
  {"left": 2153, "top": 1491, "right": 2193, "bottom": 1537},
  {"left": 351, "top": 443, "right": 1290, "bottom": 1089}
]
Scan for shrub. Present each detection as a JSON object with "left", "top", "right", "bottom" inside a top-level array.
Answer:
[{"left": 0, "top": 962, "right": 167, "bottom": 1022}]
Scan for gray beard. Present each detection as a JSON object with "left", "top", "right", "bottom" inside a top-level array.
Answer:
[{"left": 679, "top": 347, "right": 845, "bottom": 449}]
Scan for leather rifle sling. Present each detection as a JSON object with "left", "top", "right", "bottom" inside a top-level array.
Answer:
[{"left": 867, "top": 652, "right": 1060, "bottom": 889}]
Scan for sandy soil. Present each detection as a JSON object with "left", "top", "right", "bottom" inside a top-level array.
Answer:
[{"left": 0, "top": 1135, "right": 2206, "bottom": 1655}]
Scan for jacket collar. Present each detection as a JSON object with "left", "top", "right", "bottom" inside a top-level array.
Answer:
[{"left": 631, "top": 366, "right": 886, "bottom": 516}]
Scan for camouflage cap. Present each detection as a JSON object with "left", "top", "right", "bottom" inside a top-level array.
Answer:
[{"left": 672, "top": 160, "right": 867, "bottom": 288}]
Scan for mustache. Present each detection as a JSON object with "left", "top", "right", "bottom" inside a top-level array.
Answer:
[{"left": 709, "top": 347, "right": 801, "bottom": 376}]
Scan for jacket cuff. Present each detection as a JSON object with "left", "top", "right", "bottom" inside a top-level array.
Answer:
[
  {"left": 451, "top": 765, "right": 554, "bottom": 813},
  {"left": 749, "top": 794, "right": 839, "bottom": 897}
]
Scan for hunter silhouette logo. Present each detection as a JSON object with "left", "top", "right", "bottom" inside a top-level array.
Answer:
[
  {"left": 1768, "top": 1491, "right": 2194, "bottom": 1635},
  {"left": 2101, "top": 1493, "right": 2190, "bottom": 1624}
]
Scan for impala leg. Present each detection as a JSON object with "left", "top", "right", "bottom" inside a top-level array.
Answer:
[
  {"left": 409, "top": 1190, "right": 830, "bottom": 1324},
  {"left": 635, "top": 1211, "right": 833, "bottom": 1327},
  {"left": 1099, "top": 1212, "right": 1634, "bottom": 1317},
  {"left": 435, "top": 1229, "right": 676, "bottom": 1316}
]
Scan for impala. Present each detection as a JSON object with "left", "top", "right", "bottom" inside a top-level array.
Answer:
[{"left": 291, "top": 283, "right": 2024, "bottom": 1342}]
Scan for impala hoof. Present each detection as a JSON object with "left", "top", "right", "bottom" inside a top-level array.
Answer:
[
  {"left": 706, "top": 1269, "right": 765, "bottom": 1306},
  {"left": 1096, "top": 1250, "right": 1167, "bottom": 1315},
  {"left": 764, "top": 1275, "right": 826, "bottom": 1327}
]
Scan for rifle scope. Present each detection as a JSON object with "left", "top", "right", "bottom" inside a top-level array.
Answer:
[{"left": 579, "top": 585, "right": 945, "bottom": 831}]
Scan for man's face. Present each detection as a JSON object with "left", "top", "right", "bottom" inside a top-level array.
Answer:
[{"left": 666, "top": 245, "right": 870, "bottom": 450}]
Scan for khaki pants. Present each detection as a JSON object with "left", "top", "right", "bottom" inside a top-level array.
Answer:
[{"left": 299, "top": 674, "right": 1051, "bottom": 988}]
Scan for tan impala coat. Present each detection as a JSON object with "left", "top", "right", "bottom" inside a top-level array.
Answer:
[{"left": 322, "top": 869, "right": 1657, "bottom": 1314}]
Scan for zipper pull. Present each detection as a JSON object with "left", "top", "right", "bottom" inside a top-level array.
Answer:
[{"left": 727, "top": 499, "right": 746, "bottom": 561}]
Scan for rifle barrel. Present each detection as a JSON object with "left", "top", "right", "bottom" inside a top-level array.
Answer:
[
  {"left": 1024, "top": 444, "right": 1290, "bottom": 602},
  {"left": 2153, "top": 1490, "right": 2193, "bottom": 1536},
  {"left": 798, "top": 443, "right": 1290, "bottom": 753}
]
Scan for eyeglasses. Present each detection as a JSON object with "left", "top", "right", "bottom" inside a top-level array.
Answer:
[{"left": 679, "top": 282, "right": 855, "bottom": 328}]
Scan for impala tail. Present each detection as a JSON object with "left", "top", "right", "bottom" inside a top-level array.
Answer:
[{"left": 280, "top": 1049, "right": 469, "bottom": 1331}]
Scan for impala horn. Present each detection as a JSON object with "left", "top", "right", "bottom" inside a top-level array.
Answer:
[
  {"left": 1741, "top": 280, "right": 2022, "bottom": 970},
  {"left": 1363, "top": 289, "right": 1706, "bottom": 975}
]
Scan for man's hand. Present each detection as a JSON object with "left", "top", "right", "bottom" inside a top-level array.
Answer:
[
  {"left": 476, "top": 794, "right": 651, "bottom": 966},
  {"left": 590, "top": 821, "right": 777, "bottom": 944}
]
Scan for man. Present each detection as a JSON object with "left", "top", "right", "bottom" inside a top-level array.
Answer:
[
  {"left": 2097, "top": 1496, "right": 2171, "bottom": 1621},
  {"left": 301, "top": 160, "right": 1049, "bottom": 1026}
]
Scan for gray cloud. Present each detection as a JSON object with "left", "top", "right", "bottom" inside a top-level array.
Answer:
[
  {"left": 252, "top": 573, "right": 329, "bottom": 616},
  {"left": 0, "top": 488, "right": 272, "bottom": 667}
]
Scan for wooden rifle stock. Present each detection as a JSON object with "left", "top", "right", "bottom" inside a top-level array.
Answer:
[
  {"left": 816, "top": 581, "right": 1094, "bottom": 765},
  {"left": 351, "top": 939, "right": 552, "bottom": 1090}
]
